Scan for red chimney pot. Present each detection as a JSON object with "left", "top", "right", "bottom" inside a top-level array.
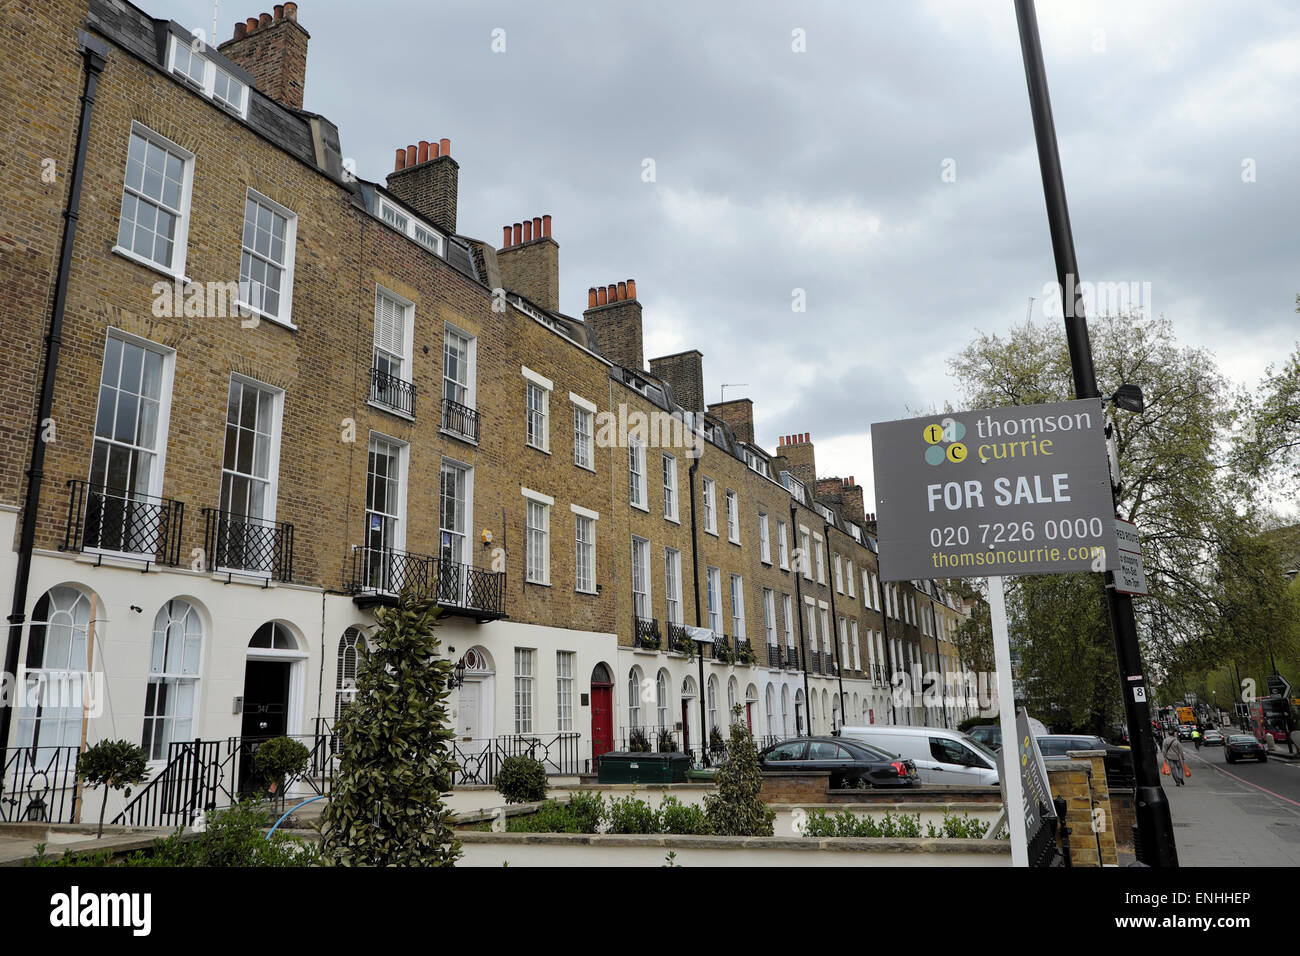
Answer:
[
  {"left": 405, "top": 145, "right": 417, "bottom": 167},
  {"left": 394, "top": 148, "right": 406, "bottom": 171},
  {"left": 532, "top": 216, "right": 542, "bottom": 239},
  {"left": 283, "top": 1, "right": 297, "bottom": 20},
  {"left": 512, "top": 223, "right": 523, "bottom": 245},
  {"left": 259, "top": 12, "right": 272, "bottom": 28},
  {"left": 626, "top": 278, "right": 636, "bottom": 299},
  {"left": 542, "top": 214, "right": 552, "bottom": 237},
  {"left": 523, "top": 220, "right": 533, "bottom": 242},
  {"left": 597, "top": 287, "right": 608, "bottom": 306},
  {"left": 274, "top": 4, "right": 284, "bottom": 20},
  {"left": 430, "top": 141, "right": 440, "bottom": 159},
  {"left": 245, "top": 17, "right": 259, "bottom": 32},
  {"left": 233, "top": 21, "right": 247, "bottom": 39},
  {"left": 417, "top": 141, "right": 429, "bottom": 164},
  {"left": 502, "top": 226, "right": 512, "bottom": 247},
  {"left": 439, "top": 137, "right": 451, "bottom": 156},
  {"left": 617, "top": 281, "right": 627, "bottom": 301},
  {"left": 588, "top": 288, "right": 598, "bottom": 308}
]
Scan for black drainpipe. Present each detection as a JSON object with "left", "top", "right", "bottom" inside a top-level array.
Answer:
[
  {"left": 823, "top": 524, "right": 847, "bottom": 731},
  {"left": 688, "top": 457, "right": 707, "bottom": 763},
  {"left": 790, "top": 505, "right": 811, "bottom": 736},
  {"left": 0, "top": 33, "right": 108, "bottom": 761}
]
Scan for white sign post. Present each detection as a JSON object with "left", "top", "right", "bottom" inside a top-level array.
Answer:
[{"left": 988, "top": 575, "right": 1029, "bottom": 867}]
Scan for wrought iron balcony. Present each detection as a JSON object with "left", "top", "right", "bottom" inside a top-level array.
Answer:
[
  {"left": 633, "top": 615, "right": 661, "bottom": 650},
  {"left": 711, "top": 634, "right": 733, "bottom": 662},
  {"left": 370, "top": 366, "right": 416, "bottom": 417},
  {"left": 734, "top": 637, "right": 755, "bottom": 665},
  {"left": 784, "top": 645, "right": 801, "bottom": 669},
  {"left": 808, "top": 650, "right": 822, "bottom": 673},
  {"left": 666, "top": 622, "right": 693, "bottom": 655},
  {"left": 767, "top": 644, "right": 780, "bottom": 667},
  {"left": 441, "top": 398, "right": 480, "bottom": 443},
  {"left": 350, "top": 546, "right": 505, "bottom": 620},
  {"left": 61, "top": 480, "right": 184, "bottom": 567},
  {"left": 202, "top": 509, "right": 294, "bottom": 582}
]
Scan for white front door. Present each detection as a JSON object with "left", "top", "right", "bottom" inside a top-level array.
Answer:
[{"left": 458, "top": 680, "right": 481, "bottom": 742}]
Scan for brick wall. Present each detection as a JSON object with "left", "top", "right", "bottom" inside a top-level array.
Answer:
[
  {"left": 649, "top": 350, "right": 704, "bottom": 414},
  {"left": 217, "top": 6, "right": 309, "bottom": 110},
  {"left": 497, "top": 225, "right": 558, "bottom": 311}
]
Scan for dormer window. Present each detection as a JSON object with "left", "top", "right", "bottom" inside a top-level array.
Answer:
[
  {"left": 166, "top": 35, "right": 248, "bottom": 118},
  {"left": 376, "top": 198, "right": 446, "bottom": 256}
]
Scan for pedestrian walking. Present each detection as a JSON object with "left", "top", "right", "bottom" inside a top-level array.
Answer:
[{"left": 1162, "top": 733, "right": 1187, "bottom": 786}]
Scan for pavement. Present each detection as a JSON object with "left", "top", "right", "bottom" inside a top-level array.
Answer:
[{"left": 1162, "top": 739, "right": 1300, "bottom": 866}]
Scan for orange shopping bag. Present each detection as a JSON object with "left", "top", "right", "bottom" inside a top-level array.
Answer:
[
  {"left": 1184, "top": 763, "right": 1192, "bottom": 779},
  {"left": 1161, "top": 761, "right": 1170, "bottom": 775}
]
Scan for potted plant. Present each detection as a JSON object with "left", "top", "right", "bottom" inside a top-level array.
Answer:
[
  {"left": 628, "top": 727, "right": 652, "bottom": 752},
  {"left": 657, "top": 728, "right": 679, "bottom": 752},
  {"left": 253, "top": 736, "right": 312, "bottom": 802},
  {"left": 715, "top": 640, "right": 734, "bottom": 665},
  {"left": 76, "top": 739, "right": 149, "bottom": 838},
  {"left": 708, "top": 725, "right": 726, "bottom": 756},
  {"left": 737, "top": 643, "right": 757, "bottom": 666}
]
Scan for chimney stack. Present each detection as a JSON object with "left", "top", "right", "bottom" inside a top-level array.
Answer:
[
  {"left": 497, "top": 213, "right": 559, "bottom": 311},
  {"left": 778, "top": 433, "right": 817, "bottom": 488},
  {"left": 708, "top": 398, "right": 755, "bottom": 444},
  {"left": 649, "top": 350, "right": 705, "bottom": 413},
  {"left": 583, "top": 277, "right": 643, "bottom": 371},
  {"left": 219, "top": 4, "right": 310, "bottom": 110},
  {"left": 385, "top": 137, "right": 459, "bottom": 235}
]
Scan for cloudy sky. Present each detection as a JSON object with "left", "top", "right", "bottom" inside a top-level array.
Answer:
[{"left": 171, "top": 0, "right": 1300, "bottom": 505}]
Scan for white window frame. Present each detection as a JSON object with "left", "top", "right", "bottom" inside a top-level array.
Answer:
[
  {"left": 628, "top": 437, "right": 648, "bottom": 511},
  {"left": 725, "top": 490, "right": 740, "bottom": 544},
  {"left": 662, "top": 453, "right": 678, "bottom": 522},
  {"left": 377, "top": 196, "right": 446, "bottom": 255},
  {"left": 523, "top": 487, "right": 553, "bottom": 585},
  {"left": 762, "top": 588, "right": 776, "bottom": 647},
  {"left": 834, "top": 553, "right": 844, "bottom": 593},
  {"left": 166, "top": 34, "right": 249, "bottom": 118},
  {"left": 572, "top": 504, "right": 598, "bottom": 594},
  {"left": 113, "top": 123, "right": 195, "bottom": 280},
  {"left": 782, "top": 593, "right": 795, "bottom": 648},
  {"left": 570, "top": 393, "right": 596, "bottom": 471},
  {"left": 514, "top": 647, "right": 535, "bottom": 734},
  {"left": 777, "top": 521, "right": 790, "bottom": 570},
  {"left": 362, "top": 433, "right": 409, "bottom": 591},
  {"left": 730, "top": 574, "right": 746, "bottom": 640},
  {"left": 664, "top": 547, "right": 683, "bottom": 625},
  {"left": 371, "top": 285, "right": 415, "bottom": 416},
  {"left": 236, "top": 188, "right": 298, "bottom": 327},
  {"left": 631, "top": 536, "right": 652, "bottom": 620},
  {"left": 758, "top": 512, "right": 771, "bottom": 564},
  {"left": 706, "top": 566, "right": 723, "bottom": 636},
  {"left": 814, "top": 533, "right": 826, "bottom": 585},
  {"left": 523, "top": 367, "right": 553, "bottom": 452},
  {"left": 556, "top": 651, "right": 575, "bottom": 732},
  {"left": 142, "top": 598, "right": 203, "bottom": 762},
  {"left": 702, "top": 477, "right": 717, "bottom": 535},
  {"left": 442, "top": 324, "right": 478, "bottom": 438},
  {"left": 439, "top": 458, "right": 473, "bottom": 567},
  {"left": 799, "top": 527, "right": 813, "bottom": 580},
  {"left": 847, "top": 561, "right": 856, "bottom": 599}
]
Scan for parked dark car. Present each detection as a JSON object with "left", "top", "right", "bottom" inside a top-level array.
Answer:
[
  {"left": 759, "top": 736, "right": 917, "bottom": 789},
  {"left": 1225, "top": 734, "right": 1267, "bottom": 763},
  {"left": 967, "top": 724, "right": 1001, "bottom": 751},
  {"left": 1036, "top": 734, "right": 1134, "bottom": 784}
]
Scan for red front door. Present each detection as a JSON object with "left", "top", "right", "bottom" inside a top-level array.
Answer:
[
  {"left": 591, "top": 683, "right": 613, "bottom": 769},
  {"left": 746, "top": 702, "right": 753, "bottom": 731},
  {"left": 682, "top": 701, "right": 691, "bottom": 751}
]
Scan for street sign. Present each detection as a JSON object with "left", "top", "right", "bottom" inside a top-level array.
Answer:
[
  {"left": 1113, "top": 517, "right": 1148, "bottom": 596},
  {"left": 1015, "top": 707, "right": 1057, "bottom": 850},
  {"left": 871, "top": 399, "right": 1120, "bottom": 581},
  {"left": 1267, "top": 674, "right": 1291, "bottom": 699}
]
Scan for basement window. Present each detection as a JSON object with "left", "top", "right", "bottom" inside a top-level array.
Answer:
[{"left": 166, "top": 35, "right": 248, "bottom": 119}]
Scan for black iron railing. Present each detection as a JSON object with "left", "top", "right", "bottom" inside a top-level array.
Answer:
[
  {"left": 808, "top": 650, "right": 822, "bottom": 673},
  {"left": 62, "top": 480, "right": 184, "bottom": 566},
  {"left": 370, "top": 365, "right": 416, "bottom": 417},
  {"left": 767, "top": 644, "right": 780, "bottom": 668},
  {"left": 633, "top": 615, "right": 661, "bottom": 650},
  {"left": 451, "top": 733, "right": 581, "bottom": 786},
  {"left": 711, "top": 635, "right": 733, "bottom": 662},
  {"left": 441, "top": 398, "right": 480, "bottom": 443},
  {"left": 735, "top": 637, "right": 755, "bottom": 665},
  {"left": 785, "top": 645, "right": 801, "bottom": 669},
  {"left": 619, "top": 725, "right": 682, "bottom": 754},
  {"left": 202, "top": 508, "right": 294, "bottom": 581},
  {"left": 666, "top": 622, "right": 693, "bottom": 655},
  {"left": 0, "top": 745, "right": 81, "bottom": 823},
  {"left": 350, "top": 546, "right": 506, "bottom": 618}
]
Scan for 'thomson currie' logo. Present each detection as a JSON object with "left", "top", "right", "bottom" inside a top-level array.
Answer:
[{"left": 922, "top": 417, "right": 967, "bottom": 466}]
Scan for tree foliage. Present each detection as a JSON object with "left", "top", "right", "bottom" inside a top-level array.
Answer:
[
  {"left": 77, "top": 739, "right": 149, "bottom": 838},
  {"left": 320, "top": 593, "right": 461, "bottom": 867},
  {"left": 948, "top": 313, "right": 1237, "bottom": 729},
  {"left": 703, "top": 710, "right": 775, "bottom": 836}
]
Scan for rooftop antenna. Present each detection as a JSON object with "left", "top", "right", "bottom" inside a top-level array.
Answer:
[
  {"left": 720, "top": 383, "right": 748, "bottom": 403},
  {"left": 1026, "top": 295, "right": 1035, "bottom": 323}
]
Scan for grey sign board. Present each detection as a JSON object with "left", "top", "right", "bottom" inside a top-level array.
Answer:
[{"left": 871, "top": 399, "right": 1119, "bottom": 581}]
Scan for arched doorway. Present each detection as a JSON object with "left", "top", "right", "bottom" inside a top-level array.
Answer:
[
  {"left": 795, "top": 688, "right": 806, "bottom": 736},
  {"left": 590, "top": 662, "right": 614, "bottom": 770},
  {"left": 680, "top": 676, "right": 698, "bottom": 755},
  {"left": 240, "top": 621, "right": 306, "bottom": 793},
  {"left": 745, "top": 683, "right": 758, "bottom": 734},
  {"left": 455, "top": 645, "right": 495, "bottom": 745}
]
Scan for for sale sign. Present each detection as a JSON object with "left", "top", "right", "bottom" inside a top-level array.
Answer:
[{"left": 872, "top": 399, "right": 1119, "bottom": 581}]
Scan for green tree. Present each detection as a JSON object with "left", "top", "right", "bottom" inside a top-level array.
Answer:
[
  {"left": 1235, "top": 313, "right": 1300, "bottom": 500},
  {"left": 948, "top": 313, "right": 1237, "bottom": 730},
  {"left": 76, "top": 739, "right": 149, "bottom": 837},
  {"left": 320, "top": 593, "right": 461, "bottom": 867},
  {"left": 703, "top": 708, "right": 775, "bottom": 836}
]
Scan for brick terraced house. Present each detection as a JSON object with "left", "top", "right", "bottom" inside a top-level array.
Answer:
[{"left": 0, "top": 0, "right": 978, "bottom": 824}]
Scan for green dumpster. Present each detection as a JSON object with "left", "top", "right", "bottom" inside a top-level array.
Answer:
[{"left": 596, "top": 751, "right": 692, "bottom": 784}]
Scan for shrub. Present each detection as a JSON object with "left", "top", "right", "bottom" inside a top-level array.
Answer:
[
  {"left": 496, "top": 756, "right": 549, "bottom": 804},
  {"left": 657, "top": 729, "right": 678, "bottom": 752},
  {"left": 253, "top": 736, "right": 311, "bottom": 797},
  {"left": 566, "top": 792, "right": 606, "bottom": 833},
  {"left": 321, "top": 592, "right": 460, "bottom": 867},
  {"left": 507, "top": 800, "right": 579, "bottom": 833},
  {"left": 76, "top": 739, "right": 149, "bottom": 837},
  {"left": 659, "top": 796, "right": 710, "bottom": 835},
  {"left": 703, "top": 717, "right": 775, "bottom": 836},
  {"left": 607, "top": 795, "right": 661, "bottom": 834},
  {"left": 628, "top": 727, "right": 652, "bottom": 752},
  {"left": 708, "top": 725, "right": 726, "bottom": 754}
]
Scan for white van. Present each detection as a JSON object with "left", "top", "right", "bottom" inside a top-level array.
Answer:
[{"left": 837, "top": 726, "right": 1000, "bottom": 787}]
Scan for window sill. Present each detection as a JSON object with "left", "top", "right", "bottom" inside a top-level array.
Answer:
[
  {"left": 439, "top": 427, "right": 478, "bottom": 447},
  {"left": 630, "top": 502, "right": 650, "bottom": 514},
  {"left": 663, "top": 514, "right": 680, "bottom": 525},
  {"left": 233, "top": 301, "right": 297, "bottom": 331},
  {"left": 574, "top": 461, "right": 596, "bottom": 473},
  {"left": 368, "top": 398, "right": 415, "bottom": 422},
  {"left": 704, "top": 528, "right": 718, "bottom": 538},
  {"left": 75, "top": 548, "right": 160, "bottom": 570},
  {"left": 526, "top": 443, "right": 551, "bottom": 456},
  {"left": 575, "top": 587, "right": 599, "bottom": 596},
  {"left": 728, "top": 537, "right": 742, "bottom": 547},
  {"left": 212, "top": 568, "right": 277, "bottom": 588},
  {"left": 111, "top": 245, "right": 191, "bottom": 285},
  {"left": 525, "top": 579, "right": 551, "bottom": 588}
]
